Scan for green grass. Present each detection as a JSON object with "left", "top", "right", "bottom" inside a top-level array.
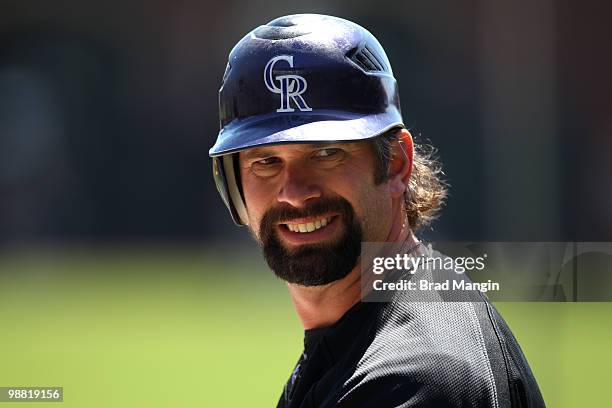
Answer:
[{"left": 0, "top": 247, "right": 610, "bottom": 407}]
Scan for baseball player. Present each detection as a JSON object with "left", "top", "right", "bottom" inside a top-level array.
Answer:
[{"left": 209, "top": 14, "right": 545, "bottom": 407}]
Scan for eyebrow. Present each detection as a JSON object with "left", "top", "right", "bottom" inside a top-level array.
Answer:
[
  {"left": 310, "top": 143, "right": 338, "bottom": 149},
  {"left": 240, "top": 148, "right": 278, "bottom": 161},
  {"left": 241, "top": 143, "right": 340, "bottom": 160}
]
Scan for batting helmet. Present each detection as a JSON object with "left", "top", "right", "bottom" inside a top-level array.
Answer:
[{"left": 210, "top": 14, "right": 404, "bottom": 225}]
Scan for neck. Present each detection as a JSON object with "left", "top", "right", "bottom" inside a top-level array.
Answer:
[{"left": 287, "top": 214, "right": 418, "bottom": 330}]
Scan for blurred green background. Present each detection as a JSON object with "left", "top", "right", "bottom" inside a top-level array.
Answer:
[
  {"left": 2, "top": 2, "right": 612, "bottom": 407},
  {"left": 1, "top": 247, "right": 610, "bottom": 407}
]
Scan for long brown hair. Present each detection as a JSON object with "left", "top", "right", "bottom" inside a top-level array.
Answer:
[{"left": 370, "top": 128, "right": 449, "bottom": 231}]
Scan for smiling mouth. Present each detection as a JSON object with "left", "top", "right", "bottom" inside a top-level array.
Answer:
[{"left": 281, "top": 215, "right": 336, "bottom": 233}]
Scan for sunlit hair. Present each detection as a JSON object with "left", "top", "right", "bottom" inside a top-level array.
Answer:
[{"left": 370, "top": 128, "right": 449, "bottom": 231}]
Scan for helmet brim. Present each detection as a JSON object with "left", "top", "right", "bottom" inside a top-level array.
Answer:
[{"left": 209, "top": 108, "right": 404, "bottom": 157}]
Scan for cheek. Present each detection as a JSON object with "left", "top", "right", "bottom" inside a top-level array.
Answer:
[
  {"left": 332, "top": 160, "right": 393, "bottom": 239},
  {"left": 241, "top": 175, "right": 270, "bottom": 237},
  {"left": 355, "top": 182, "right": 394, "bottom": 240}
]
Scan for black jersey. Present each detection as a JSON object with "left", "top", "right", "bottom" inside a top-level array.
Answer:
[{"left": 276, "top": 250, "right": 545, "bottom": 408}]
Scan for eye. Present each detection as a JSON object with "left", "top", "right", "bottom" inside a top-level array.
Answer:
[
  {"left": 250, "top": 156, "right": 282, "bottom": 177},
  {"left": 254, "top": 157, "right": 280, "bottom": 165},
  {"left": 313, "top": 148, "right": 341, "bottom": 158}
]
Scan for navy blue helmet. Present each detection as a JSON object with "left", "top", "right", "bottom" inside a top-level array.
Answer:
[{"left": 210, "top": 14, "right": 405, "bottom": 225}]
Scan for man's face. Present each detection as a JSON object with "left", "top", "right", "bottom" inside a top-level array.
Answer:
[{"left": 239, "top": 141, "right": 394, "bottom": 286}]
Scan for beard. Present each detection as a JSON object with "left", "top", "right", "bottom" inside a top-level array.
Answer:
[{"left": 258, "top": 196, "right": 363, "bottom": 286}]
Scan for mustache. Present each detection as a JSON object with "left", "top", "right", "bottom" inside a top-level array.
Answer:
[
  {"left": 259, "top": 196, "right": 363, "bottom": 285},
  {"left": 260, "top": 197, "right": 354, "bottom": 231}
]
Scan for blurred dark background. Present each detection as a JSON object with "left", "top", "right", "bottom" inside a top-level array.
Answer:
[{"left": 1, "top": 0, "right": 611, "bottom": 245}]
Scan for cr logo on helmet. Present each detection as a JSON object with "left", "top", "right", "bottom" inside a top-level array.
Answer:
[{"left": 264, "top": 55, "right": 312, "bottom": 113}]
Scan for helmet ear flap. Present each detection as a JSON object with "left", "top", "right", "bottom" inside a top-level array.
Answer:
[{"left": 212, "top": 156, "right": 249, "bottom": 226}]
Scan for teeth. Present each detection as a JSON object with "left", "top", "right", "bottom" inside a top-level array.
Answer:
[{"left": 285, "top": 217, "right": 332, "bottom": 233}]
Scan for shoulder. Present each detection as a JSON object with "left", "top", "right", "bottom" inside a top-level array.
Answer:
[{"left": 335, "top": 301, "right": 502, "bottom": 407}]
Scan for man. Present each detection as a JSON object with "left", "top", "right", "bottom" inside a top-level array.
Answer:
[{"left": 209, "top": 14, "right": 545, "bottom": 407}]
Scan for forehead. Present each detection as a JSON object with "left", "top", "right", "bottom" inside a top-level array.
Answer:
[{"left": 239, "top": 141, "right": 368, "bottom": 160}]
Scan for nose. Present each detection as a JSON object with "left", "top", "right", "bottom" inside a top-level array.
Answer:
[{"left": 277, "top": 165, "right": 322, "bottom": 207}]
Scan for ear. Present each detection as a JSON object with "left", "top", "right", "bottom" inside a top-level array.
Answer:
[{"left": 388, "top": 128, "right": 414, "bottom": 198}]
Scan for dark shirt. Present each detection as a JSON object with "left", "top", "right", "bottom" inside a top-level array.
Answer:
[{"left": 277, "top": 250, "right": 546, "bottom": 407}]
